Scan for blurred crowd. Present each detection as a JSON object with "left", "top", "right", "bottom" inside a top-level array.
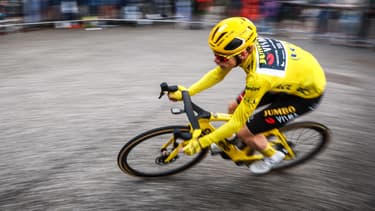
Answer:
[{"left": 0, "top": 0, "right": 374, "bottom": 43}]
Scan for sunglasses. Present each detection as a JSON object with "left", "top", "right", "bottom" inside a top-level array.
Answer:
[{"left": 214, "top": 54, "right": 230, "bottom": 63}]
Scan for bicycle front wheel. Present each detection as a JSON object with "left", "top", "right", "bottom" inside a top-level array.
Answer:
[
  {"left": 117, "top": 125, "right": 209, "bottom": 177},
  {"left": 271, "top": 121, "right": 331, "bottom": 171}
]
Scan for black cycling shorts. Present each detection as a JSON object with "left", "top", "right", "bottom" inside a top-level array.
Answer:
[{"left": 237, "top": 91, "right": 323, "bottom": 134}]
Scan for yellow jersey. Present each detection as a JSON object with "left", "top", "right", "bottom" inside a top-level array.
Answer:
[{"left": 188, "top": 37, "right": 326, "bottom": 145}]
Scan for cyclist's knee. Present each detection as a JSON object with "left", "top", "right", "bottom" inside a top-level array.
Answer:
[
  {"left": 237, "top": 126, "right": 255, "bottom": 143},
  {"left": 228, "top": 100, "right": 238, "bottom": 114}
]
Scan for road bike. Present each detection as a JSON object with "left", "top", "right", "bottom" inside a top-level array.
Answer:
[{"left": 117, "top": 82, "right": 330, "bottom": 177}]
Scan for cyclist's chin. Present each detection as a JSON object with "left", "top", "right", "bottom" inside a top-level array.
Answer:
[{"left": 218, "top": 63, "right": 232, "bottom": 69}]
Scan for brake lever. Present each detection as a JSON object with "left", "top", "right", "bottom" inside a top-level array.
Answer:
[
  {"left": 159, "top": 82, "right": 169, "bottom": 99},
  {"left": 159, "top": 82, "right": 178, "bottom": 99},
  {"left": 158, "top": 91, "right": 165, "bottom": 99}
]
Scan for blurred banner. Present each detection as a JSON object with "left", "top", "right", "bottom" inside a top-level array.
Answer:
[{"left": 0, "top": 0, "right": 374, "bottom": 47}]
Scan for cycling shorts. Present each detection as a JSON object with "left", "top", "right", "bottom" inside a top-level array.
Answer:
[{"left": 237, "top": 91, "right": 323, "bottom": 134}]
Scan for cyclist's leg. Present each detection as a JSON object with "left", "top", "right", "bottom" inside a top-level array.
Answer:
[
  {"left": 218, "top": 92, "right": 279, "bottom": 154},
  {"left": 246, "top": 94, "right": 323, "bottom": 136},
  {"left": 228, "top": 92, "right": 287, "bottom": 150},
  {"left": 238, "top": 93, "right": 323, "bottom": 173}
]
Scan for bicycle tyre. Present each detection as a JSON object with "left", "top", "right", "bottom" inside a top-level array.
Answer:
[
  {"left": 270, "top": 121, "right": 330, "bottom": 171},
  {"left": 117, "top": 125, "right": 209, "bottom": 177}
]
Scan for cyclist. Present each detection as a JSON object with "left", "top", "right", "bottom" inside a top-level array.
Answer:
[{"left": 168, "top": 17, "right": 326, "bottom": 174}]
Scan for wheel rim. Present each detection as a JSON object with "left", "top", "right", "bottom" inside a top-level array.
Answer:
[{"left": 118, "top": 126, "right": 208, "bottom": 177}]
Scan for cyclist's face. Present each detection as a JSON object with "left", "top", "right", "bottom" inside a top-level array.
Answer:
[{"left": 214, "top": 54, "right": 237, "bottom": 69}]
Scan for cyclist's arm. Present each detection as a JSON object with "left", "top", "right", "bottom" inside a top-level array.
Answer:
[
  {"left": 188, "top": 66, "right": 232, "bottom": 96},
  {"left": 198, "top": 77, "right": 271, "bottom": 147}
]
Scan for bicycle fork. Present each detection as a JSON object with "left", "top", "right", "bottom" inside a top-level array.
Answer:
[{"left": 159, "top": 129, "right": 191, "bottom": 164}]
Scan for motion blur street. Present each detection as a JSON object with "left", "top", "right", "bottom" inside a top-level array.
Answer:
[{"left": 1, "top": 23, "right": 374, "bottom": 210}]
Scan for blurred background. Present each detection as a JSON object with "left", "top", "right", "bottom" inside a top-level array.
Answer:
[
  {"left": 1, "top": 0, "right": 374, "bottom": 47},
  {"left": 1, "top": 0, "right": 375, "bottom": 210}
]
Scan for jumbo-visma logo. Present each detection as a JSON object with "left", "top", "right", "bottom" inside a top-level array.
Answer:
[
  {"left": 264, "top": 106, "right": 296, "bottom": 117},
  {"left": 266, "top": 53, "right": 275, "bottom": 65}
]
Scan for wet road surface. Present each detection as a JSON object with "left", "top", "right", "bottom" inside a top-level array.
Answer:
[{"left": 0, "top": 26, "right": 374, "bottom": 210}]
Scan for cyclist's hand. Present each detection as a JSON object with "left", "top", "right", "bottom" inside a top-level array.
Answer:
[
  {"left": 182, "top": 130, "right": 211, "bottom": 155},
  {"left": 168, "top": 85, "right": 187, "bottom": 101},
  {"left": 183, "top": 138, "right": 203, "bottom": 155}
]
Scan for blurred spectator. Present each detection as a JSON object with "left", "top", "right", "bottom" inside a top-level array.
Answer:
[
  {"left": 258, "top": 0, "right": 280, "bottom": 34},
  {"left": 191, "top": 0, "right": 213, "bottom": 29},
  {"left": 151, "top": 0, "right": 173, "bottom": 17},
  {"left": 98, "top": 0, "right": 120, "bottom": 18},
  {"left": 338, "top": 8, "right": 362, "bottom": 38},
  {"left": 88, "top": 0, "right": 99, "bottom": 16},
  {"left": 358, "top": 0, "right": 375, "bottom": 40},
  {"left": 49, "top": 0, "right": 62, "bottom": 20},
  {"left": 61, "top": 0, "right": 79, "bottom": 20},
  {"left": 277, "top": 1, "right": 303, "bottom": 22},
  {"left": 0, "top": 0, "right": 7, "bottom": 20},
  {"left": 78, "top": 0, "right": 90, "bottom": 17},
  {"left": 39, "top": 0, "right": 62, "bottom": 21},
  {"left": 192, "top": 0, "right": 213, "bottom": 16},
  {"left": 240, "top": 0, "right": 261, "bottom": 21},
  {"left": 23, "top": 0, "right": 42, "bottom": 23},
  {"left": 175, "top": 0, "right": 192, "bottom": 21},
  {"left": 315, "top": 0, "right": 337, "bottom": 34},
  {"left": 228, "top": 0, "right": 242, "bottom": 16}
]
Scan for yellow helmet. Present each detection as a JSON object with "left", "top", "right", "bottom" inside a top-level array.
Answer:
[{"left": 208, "top": 17, "right": 257, "bottom": 57}]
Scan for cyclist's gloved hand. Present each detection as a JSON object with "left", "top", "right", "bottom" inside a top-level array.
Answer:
[
  {"left": 183, "top": 130, "right": 211, "bottom": 155},
  {"left": 168, "top": 85, "right": 187, "bottom": 101},
  {"left": 183, "top": 138, "right": 203, "bottom": 155}
]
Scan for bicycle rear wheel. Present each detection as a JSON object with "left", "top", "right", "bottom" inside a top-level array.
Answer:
[
  {"left": 270, "top": 121, "right": 330, "bottom": 171},
  {"left": 117, "top": 125, "right": 209, "bottom": 177}
]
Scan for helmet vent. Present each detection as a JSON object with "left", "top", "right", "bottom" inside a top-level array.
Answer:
[
  {"left": 224, "top": 38, "right": 243, "bottom": 51},
  {"left": 214, "top": 32, "right": 227, "bottom": 44}
]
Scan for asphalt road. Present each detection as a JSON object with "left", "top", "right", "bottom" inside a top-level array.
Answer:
[{"left": 1, "top": 25, "right": 374, "bottom": 210}]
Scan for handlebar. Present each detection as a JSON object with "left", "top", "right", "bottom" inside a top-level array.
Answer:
[{"left": 159, "top": 82, "right": 200, "bottom": 130}]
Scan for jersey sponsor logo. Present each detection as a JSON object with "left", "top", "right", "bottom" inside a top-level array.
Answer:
[
  {"left": 266, "top": 53, "right": 275, "bottom": 65},
  {"left": 275, "top": 84, "right": 292, "bottom": 91},
  {"left": 245, "top": 86, "right": 260, "bottom": 91},
  {"left": 286, "top": 43, "right": 301, "bottom": 60},
  {"left": 255, "top": 38, "right": 287, "bottom": 77},
  {"left": 275, "top": 113, "right": 298, "bottom": 123},
  {"left": 265, "top": 117, "right": 276, "bottom": 124},
  {"left": 264, "top": 106, "right": 296, "bottom": 117},
  {"left": 244, "top": 98, "right": 256, "bottom": 106},
  {"left": 297, "top": 87, "right": 311, "bottom": 95}
]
